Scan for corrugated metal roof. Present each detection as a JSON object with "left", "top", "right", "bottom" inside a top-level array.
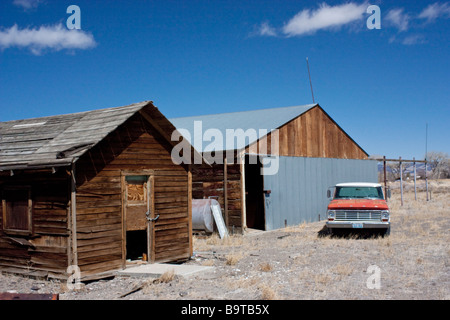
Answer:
[
  {"left": 0, "top": 101, "right": 152, "bottom": 170},
  {"left": 170, "top": 104, "right": 317, "bottom": 152}
]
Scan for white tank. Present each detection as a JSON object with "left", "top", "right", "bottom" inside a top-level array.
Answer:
[{"left": 191, "top": 199, "right": 218, "bottom": 233}]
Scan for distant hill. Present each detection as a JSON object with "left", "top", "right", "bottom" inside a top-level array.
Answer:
[
  {"left": 377, "top": 162, "right": 430, "bottom": 179},
  {"left": 377, "top": 162, "right": 428, "bottom": 172}
]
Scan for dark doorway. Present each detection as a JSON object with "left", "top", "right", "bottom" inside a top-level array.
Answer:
[
  {"left": 245, "top": 155, "right": 265, "bottom": 230},
  {"left": 126, "top": 230, "right": 147, "bottom": 261}
]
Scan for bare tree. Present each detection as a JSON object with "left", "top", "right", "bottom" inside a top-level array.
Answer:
[
  {"left": 386, "top": 161, "right": 409, "bottom": 181},
  {"left": 426, "top": 151, "right": 449, "bottom": 179}
]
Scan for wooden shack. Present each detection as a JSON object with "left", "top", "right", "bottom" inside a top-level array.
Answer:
[
  {"left": 170, "top": 104, "right": 378, "bottom": 233},
  {"left": 0, "top": 101, "right": 193, "bottom": 280}
]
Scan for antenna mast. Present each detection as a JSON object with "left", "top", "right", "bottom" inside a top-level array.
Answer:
[
  {"left": 425, "top": 123, "right": 429, "bottom": 201},
  {"left": 425, "top": 123, "right": 428, "bottom": 159},
  {"left": 306, "top": 57, "right": 315, "bottom": 104}
]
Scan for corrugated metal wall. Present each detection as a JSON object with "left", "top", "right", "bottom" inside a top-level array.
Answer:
[{"left": 262, "top": 156, "right": 378, "bottom": 230}]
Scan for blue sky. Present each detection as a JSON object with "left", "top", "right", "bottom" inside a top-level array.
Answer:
[{"left": 0, "top": 0, "right": 449, "bottom": 160}]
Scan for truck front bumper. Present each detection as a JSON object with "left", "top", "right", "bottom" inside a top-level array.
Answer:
[{"left": 326, "top": 221, "right": 390, "bottom": 229}]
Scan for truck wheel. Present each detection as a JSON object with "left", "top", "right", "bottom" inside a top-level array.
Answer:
[{"left": 382, "top": 227, "right": 391, "bottom": 237}]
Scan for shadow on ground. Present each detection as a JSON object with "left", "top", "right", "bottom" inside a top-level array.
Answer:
[{"left": 317, "top": 225, "right": 389, "bottom": 239}]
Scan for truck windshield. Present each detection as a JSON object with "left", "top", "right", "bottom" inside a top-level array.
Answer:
[{"left": 334, "top": 186, "right": 384, "bottom": 199}]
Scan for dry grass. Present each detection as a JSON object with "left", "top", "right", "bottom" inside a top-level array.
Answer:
[
  {"left": 332, "top": 263, "right": 354, "bottom": 277},
  {"left": 201, "top": 259, "right": 215, "bottom": 266},
  {"left": 258, "top": 262, "right": 273, "bottom": 272},
  {"left": 141, "top": 269, "right": 177, "bottom": 295},
  {"left": 314, "top": 273, "right": 333, "bottom": 287},
  {"left": 194, "top": 234, "right": 245, "bottom": 251},
  {"left": 259, "top": 283, "right": 280, "bottom": 300},
  {"left": 157, "top": 269, "right": 176, "bottom": 283},
  {"left": 225, "top": 252, "right": 244, "bottom": 266}
]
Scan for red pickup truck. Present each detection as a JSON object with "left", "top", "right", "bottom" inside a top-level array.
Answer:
[{"left": 326, "top": 182, "right": 391, "bottom": 236}]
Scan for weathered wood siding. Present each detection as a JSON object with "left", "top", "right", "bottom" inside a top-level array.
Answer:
[
  {"left": 75, "top": 113, "right": 191, "bottom": 277},
  {"left": 246, "top": 105, "right": 368, "bottom": 159},
  {"left": 192, "top": 161, "right": 242, "bottom": 232},
  {"left": 0, "top": 171, "right": 69, "bottom": 278}
]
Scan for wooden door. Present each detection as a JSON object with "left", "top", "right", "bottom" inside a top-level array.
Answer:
[{"left": 122, "top": 172, "right": 155, "bottom": 263}]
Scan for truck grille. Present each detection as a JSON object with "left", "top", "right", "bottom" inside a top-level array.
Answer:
[{"left": 334, "top": 211, "right": 382, "bottom": 221}]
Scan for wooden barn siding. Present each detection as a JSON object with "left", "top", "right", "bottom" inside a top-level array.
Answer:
[
  {"left": 75, "top": 113, "right": 190, "bottom": 276},
  {"left": 0, "top": 171, "right": 69, "bottom": 277},
  {"left": 246, "top": 106, "right": 368, "bottom": 160},
  {"left": 192, "top": 161, "right": 242, "bottom": 231}
]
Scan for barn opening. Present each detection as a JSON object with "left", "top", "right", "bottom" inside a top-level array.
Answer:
[
  {"left": 126, "top": 230, "right": 147, "bottom": 261},
  {"left": 245, "top": 155, "right": 265, "bottom": 230}
]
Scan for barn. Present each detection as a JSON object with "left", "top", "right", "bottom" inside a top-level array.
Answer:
[
  {"left": 0, "top": 101, "right": 194, "bottom": 280},
  {"left": 170, "top": 104, "right": 378, "bottom": 233}
]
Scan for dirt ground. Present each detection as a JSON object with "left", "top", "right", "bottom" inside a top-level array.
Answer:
[{"left": 0, "top": 179, "right": 449, "bottom": 300}]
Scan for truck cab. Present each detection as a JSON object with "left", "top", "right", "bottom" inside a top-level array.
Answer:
[{"left": 326, "top": 182, "right": 390, "bottom": 236}]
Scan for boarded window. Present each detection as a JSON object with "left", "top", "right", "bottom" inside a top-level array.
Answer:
[
  {"left": 126, "top": 176, "right": 148, "bottom": 205},
  {"left": 2, "top": 187, "right": 32, "bottom": 235}
]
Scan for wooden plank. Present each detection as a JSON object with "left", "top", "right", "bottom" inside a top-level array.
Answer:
[
  {"left": 76, "top": 222, "right": 122, "bottom": 234},
  {"left": 155, "top": 241, "right": 190, "bottom": 253},
  {"left": 76, "top": 229, "right": 121, "bottom": 240},
  {"left": 223, "top": 158, "right": 229, "bottom": 228},
  {"left": 76, "top": 216, "right": 122, "bottom": 228},
  {"left": 300, "top": 113, "right": 307, "bottom": 156},
  {"left": 154, "top": 222, "right": 189, "bottom": 232},
  {"left": 78, "top": 243, "right": 122, "bottom": 260},
  {"left": 310, "top": 107, "right": 320, "bottom": 157},
  {"left": 239, "top": 152, "right": 246, "bottom": 232},
  {"left": 149, "top": 174, "right": 155, "bottom": 263},
  {"left": 187, "top": 165, "right": 193, "bottom": 257},
  {"left": 155, "top": 250, "right": 190, "bottom": 262},
  {"left": 77, "top": 234, "right": 121, "bottom": 248},
  {"left": 155, "top": 216, "right": 188, "bottom": 226},
  {"left": 78, "top": 254, "right": 122, "bottom": 268},
  {"left": 125, "top": 205, "right": 147, "bottom": 231},
  {"left": 79, "top": 261, "right": 122, "bottom": 278},
  {"left": 155, "top": 230, "right": 189, "bottom": 242}
]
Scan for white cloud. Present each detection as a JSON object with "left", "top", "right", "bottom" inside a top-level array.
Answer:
[
  {"left": 13, "top": 0, "right": 42, "bottom": 10},
  {"left": 257, "top": 22, "right": 278, "bottom": 37},
  {"left": 402, "top": 34, "right": 426, "bottom": 45},
  {"left": 0, "top": 24, "right": 97, "bottom": 55},
  {"left": 282, "top": 2, "right": 368, "bottom": 37},
  {"left": 418, "top": 2, "right": 450, "bottom": 22},
  {"left": 385, "top": 8, "right": 410, "bottom": 32}
]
